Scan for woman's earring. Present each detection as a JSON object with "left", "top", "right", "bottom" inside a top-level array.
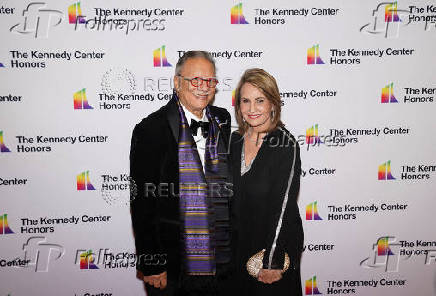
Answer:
[{"left": 271, "top": 109, "right": 275, "bottom": 121}]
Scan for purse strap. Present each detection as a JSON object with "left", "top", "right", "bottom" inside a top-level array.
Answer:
[{"left": 267, "top": 127, "right": 297, "bottom": 269}]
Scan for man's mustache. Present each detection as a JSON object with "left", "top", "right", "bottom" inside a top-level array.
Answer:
[{"left": 193, "top": 92, "right": 211, "bottom": 96}]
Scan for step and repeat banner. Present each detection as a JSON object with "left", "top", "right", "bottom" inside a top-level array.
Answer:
[{"left": 1, "top": 0, "right": 435, "bottom": 295}]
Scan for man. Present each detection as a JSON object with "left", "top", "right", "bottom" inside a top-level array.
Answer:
[{"left": 130, "top": 51, "right": 232, "bottom": 296}]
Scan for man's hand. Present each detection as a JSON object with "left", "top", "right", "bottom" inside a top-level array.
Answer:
[
  {"left": 143, "top": 271, "right": 167, "bottom": 289},
  {"left": 257, "top": 269, "right": 282, "bottom": 284}
]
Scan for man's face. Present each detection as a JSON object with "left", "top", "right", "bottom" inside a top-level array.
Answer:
[{"left": 174, "top": 57, "right": 216, "bottom": 116}]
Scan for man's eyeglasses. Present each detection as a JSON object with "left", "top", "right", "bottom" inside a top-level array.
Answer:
[{"left": 178, "top": 75, "right": 219, "bottom": 88}]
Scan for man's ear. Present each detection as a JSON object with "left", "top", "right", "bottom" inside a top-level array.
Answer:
[{"left": 174, "top": 75, "right": 180, "bottom": 91}]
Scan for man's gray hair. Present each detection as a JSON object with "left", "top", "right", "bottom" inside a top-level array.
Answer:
[{"left": 175, "top": 51, "right": 216, "bottom": 76}]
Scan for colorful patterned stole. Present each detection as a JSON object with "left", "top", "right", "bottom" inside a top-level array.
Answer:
[{"left": 177, "top": 98, "right": 228, "bottom": 275}]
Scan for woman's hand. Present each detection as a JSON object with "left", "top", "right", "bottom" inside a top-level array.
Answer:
[
  {"left": 257, "top": 269, "right": 282, "bottom": 284},
  {"left": 143, "top": 271, "right": 167, "bottom": 289}
]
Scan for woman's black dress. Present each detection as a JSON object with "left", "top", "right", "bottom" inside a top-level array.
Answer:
[{"left": 229, "top": 127, "right": 304, "bottom": 296}]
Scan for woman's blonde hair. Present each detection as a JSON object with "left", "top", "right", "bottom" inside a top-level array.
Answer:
[{"left": 234, "top": 68, "right": 283, "bottom": 134}]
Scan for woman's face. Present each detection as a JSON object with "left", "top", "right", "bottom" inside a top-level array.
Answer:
[{"left": 239, "top": 83, "right": 273, "bottom": 131}]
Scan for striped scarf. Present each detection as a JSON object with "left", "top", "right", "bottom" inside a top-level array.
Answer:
[{"left": 177, "top": 98, "right": 226, "bottom": 275}]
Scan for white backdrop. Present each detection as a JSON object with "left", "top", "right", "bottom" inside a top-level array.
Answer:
[{"left": 1, "top": 0, "right": 435, "bottom": 295}]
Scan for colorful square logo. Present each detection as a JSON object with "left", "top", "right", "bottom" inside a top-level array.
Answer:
[
  {"left": 77, "top": 171, "right": 96, "bottom": 190},
  {"left": 305, "top": 275, "right": 322, "bottom": 295},
  {"left": 231, "top": 3, "right": 249, "bottom": 24},
  {"left": 68, "top": 2, "right": 86, "bottom": 24},
  {"left": 0, "top": 131, "right": 11, "bottom": 153},
  {"left": 306, "top": 202, "right": 322, "bottom": 220},
  {"left": 385, "top": 2, "right": 400, "bottom": 22},
  {"left": 80, "top": 250, "right": 99, "bottom": 269},
  {"left": 153, "top": 45, "right": 172, "bottom": 67},
  {"left": 307, "top": 44, "right": 324, "bottom": 65},
  {"left": 381, "top": 83, "right": 398, "bottom": 103},
  {"left": 74, "top": 88, "right": 93, "bottom": 109},
  {"left": 0, "top": 214, "right": 14, "bottom": 235},
  {"left": 378, "top": 160, "right": 395, "bottom": 180},
  {"left": 306, "top": 124, "right": 322, "bottom": 145},
  {"left": 377, "top": 237, "right": 394, "bottom": 256}
]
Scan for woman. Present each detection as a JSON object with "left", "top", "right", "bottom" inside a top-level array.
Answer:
[{"left": 230, "top": 68, "right": 304, "bottom": 295}]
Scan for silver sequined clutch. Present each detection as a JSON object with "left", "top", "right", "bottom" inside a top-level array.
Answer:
[{"left": 246, "top": 249, "right": 290, "bottom": 278}]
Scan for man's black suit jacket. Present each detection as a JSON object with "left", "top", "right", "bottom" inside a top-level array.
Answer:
[{"left": 130, "top": 97, "right": 232, "bottom": 279}]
